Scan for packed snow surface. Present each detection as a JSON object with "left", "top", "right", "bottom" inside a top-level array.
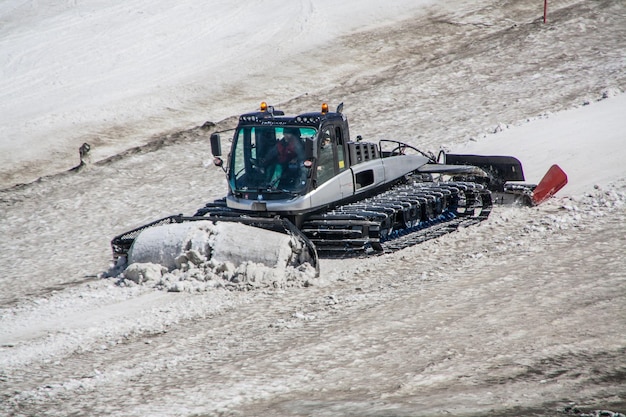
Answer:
[
  {"left": 1, "top": 0, "right": 625, "bottom": 416},
  {"left": 0, "top": 0, "right": 437, "bottom": 189},
  {"left": 455, "top": 91, "right": 626, "bottom": 195}
]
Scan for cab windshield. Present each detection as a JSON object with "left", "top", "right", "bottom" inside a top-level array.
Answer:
[{"left": 229, "top": 126, "right": 316, "bottom": 194}]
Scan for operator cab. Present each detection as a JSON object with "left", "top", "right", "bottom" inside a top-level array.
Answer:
[
  {"left": 210, "top": 102, "right": 349, "bottom": 200},
  {"left": 230, "top": 124, "right": 313, "bottom": 195}
]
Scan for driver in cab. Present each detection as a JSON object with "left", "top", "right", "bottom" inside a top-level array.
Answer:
[{"left": 264, "top": 128, "right": 305, "bottom": 188}]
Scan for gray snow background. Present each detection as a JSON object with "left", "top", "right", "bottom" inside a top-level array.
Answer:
[{"left": 1, "top": 0, "right": 625, "bottom": 416}]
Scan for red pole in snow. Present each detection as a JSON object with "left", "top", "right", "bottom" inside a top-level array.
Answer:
[{"left": 544, "top": 0, "right": 548, "bottom": 23}]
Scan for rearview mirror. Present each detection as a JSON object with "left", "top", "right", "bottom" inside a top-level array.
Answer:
[{"left": 210, "top": 133, "right": 222, "bottom": 157}]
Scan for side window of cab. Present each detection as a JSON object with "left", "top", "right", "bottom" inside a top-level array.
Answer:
[
  {"left": 335, "top": 125, "right": 346, "bottom": 172},
  {"left": 317, "top": 127, "right": 336, "bottom": 185}
]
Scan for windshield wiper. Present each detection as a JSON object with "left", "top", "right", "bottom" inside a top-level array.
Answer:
[
  {"left": 260, "top": 187, "right": 297, "bottom": 195},
  {"left": 233, "top": 187, "right": 299, "bottom": 197}
]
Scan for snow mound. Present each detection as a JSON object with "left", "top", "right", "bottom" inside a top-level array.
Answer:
[
  {"left": 116, "top": 220, "right": 318, "bottom": 292},
  {"left": 120, "top": 260, "right": 317, "bottom": 292}
]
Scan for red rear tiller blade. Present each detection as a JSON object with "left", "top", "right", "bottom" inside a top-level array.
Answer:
[{"left": 532, "top": 164, "right": 568, "bottom": 205}]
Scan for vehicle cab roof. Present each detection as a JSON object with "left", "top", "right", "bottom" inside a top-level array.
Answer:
[{"left": 237, "top": 106, "right": 344, "bottom": 129}]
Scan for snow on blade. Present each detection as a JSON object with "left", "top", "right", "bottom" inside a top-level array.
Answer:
[
  {"left": 123, "top": 220, "right": 318, "bottom": 292},
  {"left": 210, "top": 222, "right": 304, "bottom": 269},
  {"left": 129, "top": 221, "right": 214, "bottom": 270}
]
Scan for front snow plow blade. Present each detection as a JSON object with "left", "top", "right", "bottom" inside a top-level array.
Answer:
[{"left": 112, "top": 215, "right": 319, "bottom": 275}]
